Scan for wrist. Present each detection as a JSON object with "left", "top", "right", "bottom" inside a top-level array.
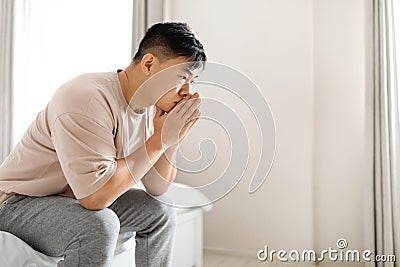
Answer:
[
  {"left": 149, "top": 132, "right": 163, "bottom": 152},
  {"left": 152, "top": 131, "right": 180, "bottom": 151},
  {"left": 164, "top": 144, "right": 179, "bottom": 158},
  {"left": 166, "top": 144, "right": 179, "bottom": 152}
]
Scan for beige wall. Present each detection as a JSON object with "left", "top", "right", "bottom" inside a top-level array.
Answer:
[
  {"left": 168, "top": 0, "right": 372, "bottom": 259},
  {"left": 168, "top": 0, "right": 315, "bottom": 254},
  {"left": 313, "top": 0, "right": 372, "bottom": 256}
]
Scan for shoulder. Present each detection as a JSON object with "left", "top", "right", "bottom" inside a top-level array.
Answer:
[
  {"left": 48, "top": 72, "right": 120, "bottom": 129},
  {"left": 49, "top": 72, "right": 117, "bottom": 113}
]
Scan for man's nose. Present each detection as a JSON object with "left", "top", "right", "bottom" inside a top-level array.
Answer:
[{"left": 180, "top": 83, "right": 191, "bottom": 97}]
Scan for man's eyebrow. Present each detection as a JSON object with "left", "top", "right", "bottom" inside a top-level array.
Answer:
[
  {"left": 183, "top": 68, "right": 194, "bottom": 75},
  {"left": 183, "top": 68, "right": 199, "bottom": 79}
]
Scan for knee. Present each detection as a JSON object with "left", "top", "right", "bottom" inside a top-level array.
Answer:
[
  {"left": 152, "top": 199, "right": 177, "bottom": 231},
  {"left": 94, "top": 208, "right": 120, "bottom": 238},
  {"left": 68, "top": 209, "right": 120, "bottom": 265},
  {"left": 81, "top": 208, "right": 120, "bottom": 244}
]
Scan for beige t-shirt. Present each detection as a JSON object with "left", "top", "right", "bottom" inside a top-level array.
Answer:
[{"left": 0, "top": 71, "right": 154, "bottom": 204}]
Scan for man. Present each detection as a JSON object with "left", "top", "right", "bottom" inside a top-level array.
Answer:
[{"left": 0, "top": 22, "right": 206, "bottom": 266}]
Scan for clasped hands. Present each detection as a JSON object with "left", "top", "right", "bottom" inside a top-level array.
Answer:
[{"left": 153, "top": 93, "right": 201, "bottom": 148}]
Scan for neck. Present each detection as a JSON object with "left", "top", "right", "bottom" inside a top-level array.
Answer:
[{"left": 118, "top": 63, "right": 143, "bottom": 109}]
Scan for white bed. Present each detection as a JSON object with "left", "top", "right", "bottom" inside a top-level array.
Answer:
[
  {"left": 0, "top": 183, "right": 212, "bottom": 267},
  {"left": 0, "top": 230, "right": 136, "bottom": 267}
]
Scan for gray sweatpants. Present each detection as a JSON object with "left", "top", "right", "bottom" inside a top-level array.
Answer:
[{"left": 0, "top": 188, "right": 176, "bottom": 267}]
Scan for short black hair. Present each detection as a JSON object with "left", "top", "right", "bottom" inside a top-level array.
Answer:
[{"left": 133, "top": 22, "right": 206, "bottom": 70}]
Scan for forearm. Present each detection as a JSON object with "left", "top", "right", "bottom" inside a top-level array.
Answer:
[
  {"left": 142, "top": 145, "right": 178, "bottom": 195},
  {"left": 140, "top": 93, "right": 200, "bottom": 195},
  {"left": 79, "top": 133, "right": 164, "bottom": 210}
]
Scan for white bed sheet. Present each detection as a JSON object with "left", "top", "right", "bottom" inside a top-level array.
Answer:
[{"left": 0, "top": 231, "right": 135, "bottom": 267}]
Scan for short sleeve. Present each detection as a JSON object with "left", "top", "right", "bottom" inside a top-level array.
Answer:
[{"left": 51, "top": 112, "right": 117, "bottom": 199}]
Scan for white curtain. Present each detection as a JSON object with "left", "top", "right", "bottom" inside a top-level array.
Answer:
[
  {"left": 373, "top": 0, "right": 400, "bottom": 265},
  {"left": 0, "top": 0, "right": 14, "bottom": 164},
  {"left": 131, "top": 0, "right": 166, "bottom": 57},
  {"left": 11, "top": 0, "right": 133, "bottom": 143}
]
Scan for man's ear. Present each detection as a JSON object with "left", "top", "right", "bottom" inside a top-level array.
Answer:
[{"left": 140, "top": 53, "right": 158, "bottom": 76}]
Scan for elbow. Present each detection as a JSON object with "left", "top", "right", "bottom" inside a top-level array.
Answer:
[
  {"left": 146, "top": 189, "right": 167, "bottom": 196},
  {"left": 79, "top": 195, "right": 108, "bottom": 210},
  {"left": 143, "top": 184, "right": 167, "bottom": 197},
  {"left": 143, "top": 181, "right": 168, "bottom": 196},
  {"left": 142, "top": 179, "right": 169, "bottom": 196},
  {"left": 142, "top": 173, "right": 174, "bottom": 196}
]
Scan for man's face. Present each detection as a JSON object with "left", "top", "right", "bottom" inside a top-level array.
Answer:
[{"left": 153, "top": 57, "right": 200, "bottom": 113}]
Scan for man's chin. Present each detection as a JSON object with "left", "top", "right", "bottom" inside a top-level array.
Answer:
[
  {"left": 155, "top": 105, "right": 171, "bottom": 114},
  {"left": 167, "top": 103, "right": 179, "bottom": 113}
]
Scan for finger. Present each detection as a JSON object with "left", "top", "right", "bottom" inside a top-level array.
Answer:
[
  {"left": 185, "top": 109, "right": 201, "bottom": 126},
  {"left": 189, "top": 109, "right": 201, "bottom": 122},
  {"left": 155, "top": 106, "right": 164, "bottom": 117},
  {"left": 181, "top": 98, "right": 201, "bottom": 120},
  {"left": 174, "top": 99, "right": 188, "bottom": 113},
  {"left": 186, "top": 92, "right": 199, "bottom": 100},
  {"left": 175, "top": 95, "right": 192, "bottom": 113},
  {"left": 180, "top": 113, "right": 198, "bottom": 137},
  {"left": 175, "top": 92, "right": 201, "bottom": 114},
  {"left": 183, "top": 98, "right": 201, "bottom": 120},
  {"left": 179, "top": 110, "right": 200, "bottom": 140},
  {"left": 185, "top": 110, "right": 201, "bottom": 132}
]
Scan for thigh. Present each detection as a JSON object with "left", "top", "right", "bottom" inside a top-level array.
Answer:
[{"left": 0, "top": 194, "right": 115, "bottom": 257}]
